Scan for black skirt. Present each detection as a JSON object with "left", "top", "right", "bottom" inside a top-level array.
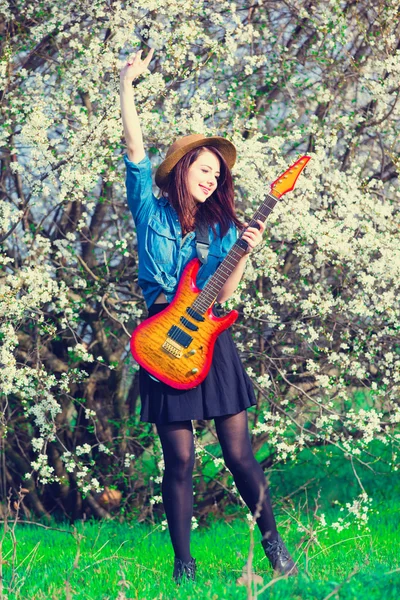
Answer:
[{"left": 139, "top": 303, "right": 257, "bottom": 424}]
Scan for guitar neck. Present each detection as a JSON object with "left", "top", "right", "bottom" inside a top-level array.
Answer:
[{"left": 192, "top": 192, "right": 279, "bottom": 314}]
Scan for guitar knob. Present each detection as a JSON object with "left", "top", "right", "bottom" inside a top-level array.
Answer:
[
  {"left": 188, "top": 349, "right": 197, "bottom": 355},
  {"left": 190, "top": 368, "right": 199, "bottom": 374}
]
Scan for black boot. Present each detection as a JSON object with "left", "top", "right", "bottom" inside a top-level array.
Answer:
[
  {"left": 261, "top": 534, "right": 298, "bottom": 577},
  {"left": 173, "top": 556, "right": 196, "bottom": 583}
]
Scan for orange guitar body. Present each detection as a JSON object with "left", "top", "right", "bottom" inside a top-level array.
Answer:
[{"left": 130, "top": 259, "right": 238, "bottom": 389}]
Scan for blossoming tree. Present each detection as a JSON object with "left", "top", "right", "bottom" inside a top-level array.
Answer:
[{"left": 1, "top": 0, "right": 399, "bottom": 520}]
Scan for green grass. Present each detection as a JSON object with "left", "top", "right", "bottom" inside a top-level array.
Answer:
[
  {"left": 1, "top": 498, "right": 399, "bottom": 599},
  {"left": 1, "top": 443, "right": 399, "bottom": 599}
]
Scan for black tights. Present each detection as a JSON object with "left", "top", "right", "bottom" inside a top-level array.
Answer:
[{"left": 157, "top": 410, "right": 278, "bottom": 562}]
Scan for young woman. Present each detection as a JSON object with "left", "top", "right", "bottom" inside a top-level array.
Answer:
[{"left": 119, "top": 49, "right": 298, "bottom": 583}]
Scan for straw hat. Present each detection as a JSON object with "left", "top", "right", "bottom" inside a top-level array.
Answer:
[{"left": 154, "top": 133, "right": 237, "bottom": 188}]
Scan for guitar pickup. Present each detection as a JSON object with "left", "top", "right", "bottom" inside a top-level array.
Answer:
[
  {"left": 186, "top": 307, "right": 205, "bottom": 322},
  {"left": 167, "top": 325, "right": 193, "bottom": 348},
  {"left": 180, "top": 317, "right": 198, "bottom": 331}
]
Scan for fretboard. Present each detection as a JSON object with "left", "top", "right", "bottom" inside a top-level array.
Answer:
[{"left": 192, "top": 192, "right": 279, "bottom": 314}]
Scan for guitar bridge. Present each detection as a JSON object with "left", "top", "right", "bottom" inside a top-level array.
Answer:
[{"left": 162, "top": 338, "right": 183, "bottom": 358}]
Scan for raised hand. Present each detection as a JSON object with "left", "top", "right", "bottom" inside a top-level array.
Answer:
[{"left": 120, "top": 48, "right": 155, "bottom": 84}]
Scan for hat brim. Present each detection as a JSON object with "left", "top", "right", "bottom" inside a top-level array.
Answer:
[{"left": 155, "top": 136, "right": 236, "bottom": 188}]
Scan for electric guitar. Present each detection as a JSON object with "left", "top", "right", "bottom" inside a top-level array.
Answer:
[{"left": 130, "top": 155, "right": 311, "bottom": 389}]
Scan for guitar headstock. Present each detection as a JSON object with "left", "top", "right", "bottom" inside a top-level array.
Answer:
[{"left": 270, "top": 155, "right": 311, "bottom": 199}]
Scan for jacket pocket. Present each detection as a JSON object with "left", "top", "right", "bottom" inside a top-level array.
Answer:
[
  {"left": 146, "top": 217, "right": 177, "bottom": 265},
  {"left": 208, "top": 238, "right": 223, "bottom": 266},
  {"left": 197, "top": 239, "right": 223, "bottom": 286}
]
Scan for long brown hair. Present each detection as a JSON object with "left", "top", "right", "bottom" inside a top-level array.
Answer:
[{"left": 160, "top": 146, "right": 243, "bottom": 236}]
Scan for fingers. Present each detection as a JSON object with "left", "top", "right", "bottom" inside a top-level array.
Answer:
[
  {"left": 131, "top": 50, "right": 143, "bottom": 65},
  {"left": 126, "top": 48, "right": 154, "bottom": 72},
  {"left": 241, "top": 219, "right": 265, "bottom": 251},
  {"left": 130, "top": 48, "right": 154, "bottom": 63},
  {"left": 143, "top": 47, "right": 155, "bottom": 66},
  {"left": 242, "top": 231, "right": 258, "bottom": 243},
  {"left": 242, "top": 220, "right": 265, "bottom": 234},
  {"left": 255, "top": 219, "right": 265, "bottom": 232}
]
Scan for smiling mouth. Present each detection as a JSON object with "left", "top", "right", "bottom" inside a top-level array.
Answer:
[{"left": 199, "top": 185, "right": 210, "bottom": 194}]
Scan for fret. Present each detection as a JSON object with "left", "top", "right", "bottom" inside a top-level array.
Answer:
[{"left": 219, "top": 262, "right": 235, "bottom": 272}]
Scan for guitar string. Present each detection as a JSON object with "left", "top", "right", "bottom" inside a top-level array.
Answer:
[{"left": 191, "top": 193, "right": 279, "bottom": 313}]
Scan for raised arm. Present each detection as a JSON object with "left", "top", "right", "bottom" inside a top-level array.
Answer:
[{"left": 119, "top": 49, "right": 154, "bottom": 164}]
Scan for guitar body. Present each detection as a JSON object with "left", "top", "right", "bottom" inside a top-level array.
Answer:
[{"left": 130, "top": 258, "right": 239, "bottom": 390}]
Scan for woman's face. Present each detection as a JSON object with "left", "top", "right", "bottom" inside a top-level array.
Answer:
[{"left": 186, "top": 149, "right": 220, "bottom": 205}]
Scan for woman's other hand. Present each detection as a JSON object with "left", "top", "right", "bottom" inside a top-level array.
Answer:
[
  {"left": 241, "top": 220, "right": 266, "bottom": 254},
  {"left": 216, "top": 219, "right": 266, "bottom": 302},
  {"left": 120, "top": 48, "right": 155, "bottom": 83}
]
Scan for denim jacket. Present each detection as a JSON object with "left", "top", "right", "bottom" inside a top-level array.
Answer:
[{"left": 124, "top": 153, "right": 239, "bottom": 308}]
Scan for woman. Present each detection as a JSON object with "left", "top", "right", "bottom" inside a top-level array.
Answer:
[{"left": 119, "top": 49, "right": 298, "bottom": 583}]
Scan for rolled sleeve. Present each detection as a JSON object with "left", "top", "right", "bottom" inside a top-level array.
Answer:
[{"left": 124, "top": 153, "right": 157, "bottom": 225}]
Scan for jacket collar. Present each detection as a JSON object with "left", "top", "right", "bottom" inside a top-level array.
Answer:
[{"left": 156, "top": 195, "right": 170, "bottom": 207}]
